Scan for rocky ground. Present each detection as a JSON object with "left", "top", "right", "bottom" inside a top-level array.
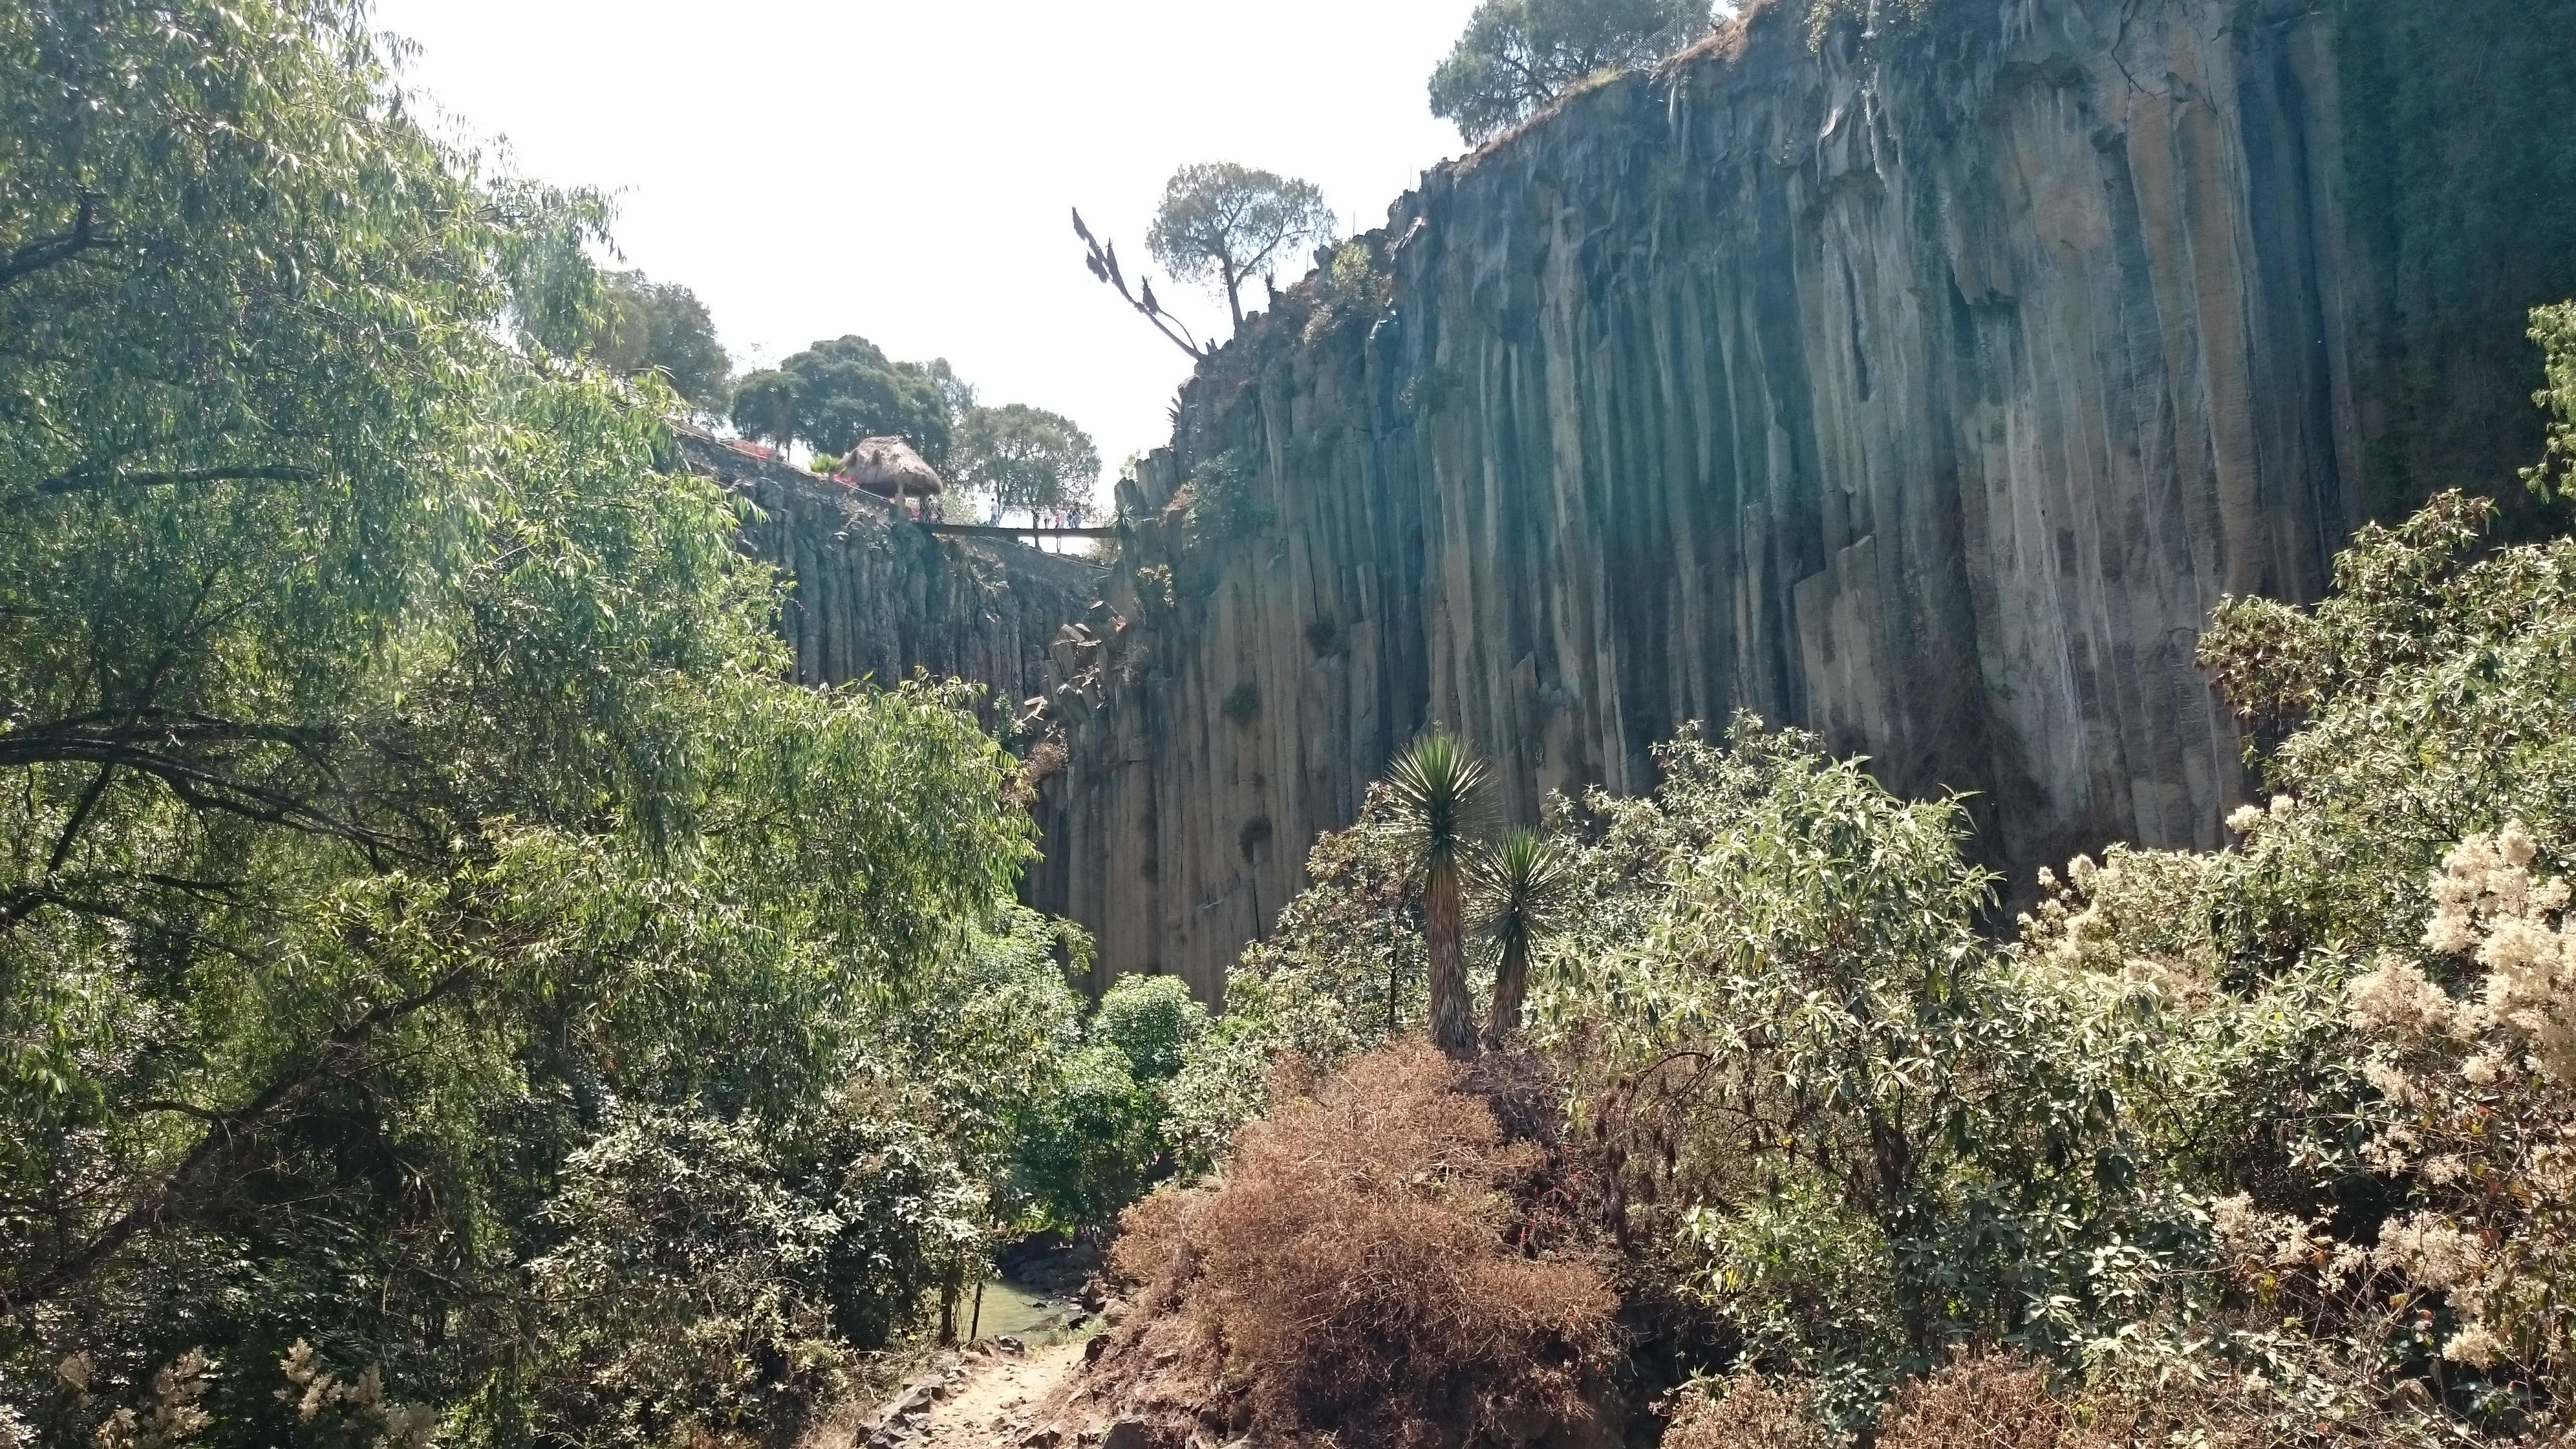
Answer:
[
  {"left": 870, "top": 1338, "right": 1091, "bottom": 1449},
  {"left": 837, "top": 1263, "right": 1177, "bottom": 1449}
]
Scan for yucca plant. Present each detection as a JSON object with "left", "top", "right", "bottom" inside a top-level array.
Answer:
[
  {"left": 1474, "top": 827, "right": 1568, "bottom": 1045},
  {"left": 1385, "top": 728, "right": 1493, "bottom": 1057}
]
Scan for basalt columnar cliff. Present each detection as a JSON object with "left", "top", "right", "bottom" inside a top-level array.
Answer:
[
  {"left": 673, "top": 430, "right": 1102, "bottom": 709},
  {"left": 1018, "top": 0, "right": 2576, "bottom": 998}
]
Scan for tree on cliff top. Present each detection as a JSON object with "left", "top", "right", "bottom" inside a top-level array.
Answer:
[
  {"left": 1146, "top": 163, "right": 1335, "bottom": 331},
  {"left": 1429, "top": 0, "right": 1714, "bottom": 144},
  {"left": 953, "top": 402, "right": 1101, "bottom": 513},
  {"left": 730, "top": 333, "right": 953, "bottom": 464},
  {"left": 592, "top": 270, "right": 733, "bottom": 412}
]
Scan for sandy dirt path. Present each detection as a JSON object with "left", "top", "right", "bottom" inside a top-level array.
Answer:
[
  {"left": 921, "top": 1339, "right": 1087, "bottom": 1448},
  {"left": 859, "top": 1338, "right": 1087, "bottom": 1449}
]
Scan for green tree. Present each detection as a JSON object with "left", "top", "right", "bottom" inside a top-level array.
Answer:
[
  {"left": 1005, "top": 975, "right": 1205, "bottom": 1232},
  {"left": 1428, "top": 0, "right": 1713, "bottom": 144},
  {"left": 727, "top": 333, "right": 952, "bottom": 464},
  {"left": 1385, "top": 730, "right": 1492, "bottom": 1057},
  {"left": 0, "top": 3, "right": 1043, "bottom": 1441},
  {"left": 1091, "top": 973, "right": 1211, "bottom": 1084},
  {"left": 592, "top": 269, "right": 733, "bottom": 411},
  {"left": 2526, "top": 301, "right": 2576, "bottom": 500},
  {"left": 1474, "top": 826, "right": 1567, "bottom": 1044},
  {"left": 922, "top": 356, "right": 978, "bottom": 425},
  {"left": 1145, "top": 163, "right": 1335, "bottom": 331},
  {"left": 953, "top": 402, "right": 1102, "bottom": 513}
]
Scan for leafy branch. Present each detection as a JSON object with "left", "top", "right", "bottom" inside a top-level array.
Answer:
[{"left": 2, "top": 957, "right": 486, "bottom": 1314}]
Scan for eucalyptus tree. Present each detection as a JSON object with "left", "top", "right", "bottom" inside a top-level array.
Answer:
[
  {"left": 1146, "top": 163, "right": 1336, "bottom": 331},
  {"left": 1385, "top": 730, "right": 1493, "bottom": 1057},
  {"left": 1, "top": 3, "right": 1041, "bottom": 1439}
]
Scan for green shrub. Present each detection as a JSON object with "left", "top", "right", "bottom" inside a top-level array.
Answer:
[
  {"left": 1092, "top": 973, "right": 1209, "bottom": 1083},
  {"left": 1174, "top": 447, "right": 1271, "bottom": 545},
  {"left": 529, "top": 1099, "right": 981, "bottom": 1448},
  {"left": 2532, "top": 302, "right": 2576, "bottom": 500},
  {"left": 1165, "top": 786, "right": 1434, "bottom": 1163},
  {"left": 1006, "top": 1042, "right": 1165, "bottom": 1234},
  {"left": 1002, "top": 972, "right": 1207, "bottom": 1232},
  {"left": 1535, "top": 720, "right": 2203, "bottom": 1415}
]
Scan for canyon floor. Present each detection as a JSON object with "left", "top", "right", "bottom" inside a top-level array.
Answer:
[{"left": 909, "top": 1339, "right": 1089, "bottom": 1449}]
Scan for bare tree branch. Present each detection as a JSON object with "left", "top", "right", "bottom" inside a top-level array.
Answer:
[
  {"left": 1, "top": 963, "right": 483, "bottom": 1313},
  {"left": 1072, "top": 208, "right": 1208, "bottom": 362},
  {"left": 0, "top": 193, "right": 111, "bottom": 292},
  {"left": 10, "top": 463, "right": 320, "bottom": 511}
]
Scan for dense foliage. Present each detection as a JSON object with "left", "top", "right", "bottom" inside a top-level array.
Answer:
[
  {"left": 950, "top": 402, "right": 1102, "bottom": 514},
  {"left": 729, "top": 333, "right": 954, "bottom": 464},
  {"left": 2529, "top": 301, "right": 2576, "bottom": 500},
  {"left": 0, "top": 5, "right": 1165, "bottom": 1446},
  {"left": 587, "top": 271, "right": 731, "bottom": 413},
  {"left": 1165, "top": 308, "right": 2576, "bottom": 1443},
  {"left": 1428, "top": 0, "right": 1713, "bottom": 144}
]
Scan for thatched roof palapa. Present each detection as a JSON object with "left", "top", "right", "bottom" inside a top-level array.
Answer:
[{"left": 843, "top": 436, "right": 943, "bottom": 497}]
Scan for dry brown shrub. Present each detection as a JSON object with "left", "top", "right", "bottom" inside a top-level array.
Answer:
[
  {"left": 1661, "top": 1357, "right": 2122, "bottom": 1449},
  {"left": 1111, "top": 1039, "right": 1618, "bottom": 1448},
  {"left": 1660, "top": 1375, "right": 1831, "bottom": 1449},
  {"left": 1106, "top": 1179, "right": 1205, "bottom": 1305},
  {"left": 1874, "top": 1354, "right": 2112, "bottom": 1449}
]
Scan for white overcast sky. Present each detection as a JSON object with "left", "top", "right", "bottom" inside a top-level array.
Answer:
[{"left": 370, "top": 0, "right": 1487, "bottom": 498}]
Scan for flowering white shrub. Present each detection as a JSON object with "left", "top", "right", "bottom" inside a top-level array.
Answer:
[{"left": 2314, "top": 823, "right": 2576, "bottom": 1394}]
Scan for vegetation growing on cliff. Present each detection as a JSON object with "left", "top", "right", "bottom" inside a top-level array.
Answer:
[
  {"left": 0, "top": 5, "right": 1160, "bottom": 1445},
  {"left": 587, "top": 271, "right": 733, "bottom": 413},
  {"left": 731, "top": 333, "right": 958, "bottom": 464},
  {"left": 1428, "top": 0, "right": 1715, "bottom": 143},
  {"left": 1128, "top": 310, "right": 2576, "bottom": 1445}
]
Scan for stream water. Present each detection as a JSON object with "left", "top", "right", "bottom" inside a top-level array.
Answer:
[{"left": 964, "top": 1275, "right": 1083, "bottom": 1343}]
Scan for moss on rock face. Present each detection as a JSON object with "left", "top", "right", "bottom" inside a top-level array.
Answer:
[{"left": 2334, "top": 0, "right": 2576, "bottom": 531}]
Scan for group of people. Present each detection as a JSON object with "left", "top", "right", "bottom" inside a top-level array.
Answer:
[{"left": 983, "top": 500, "right": 1086, "bottom": 530}]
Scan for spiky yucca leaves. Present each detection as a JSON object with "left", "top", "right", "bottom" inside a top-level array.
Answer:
[
  {"left": 1475, "top": 828, "right": 1568, "bottom": 1044},
  {"left": 1385, "top": 729, "right": 1493, "bottom": 1056}
]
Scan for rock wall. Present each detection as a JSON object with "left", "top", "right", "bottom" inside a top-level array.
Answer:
[
  {"left": 1026, "top": 0, "right": 2576, "bottom": 999},
  {"left": 674, "top": 430, "right": 1102, "bottom": 714}
]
